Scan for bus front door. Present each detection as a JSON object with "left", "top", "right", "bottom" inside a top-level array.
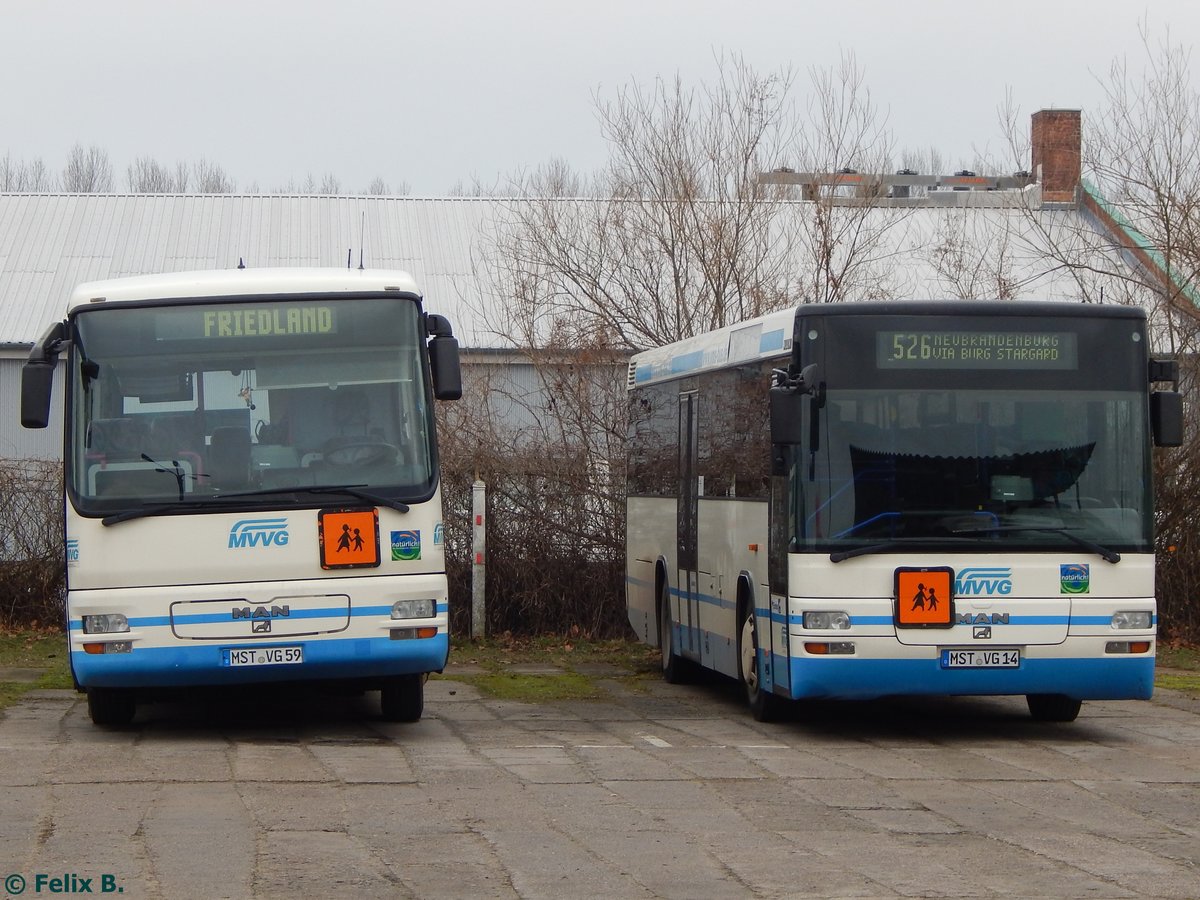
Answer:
[{"left": 677, "top": 390, "right": 701, "bottom": 659}]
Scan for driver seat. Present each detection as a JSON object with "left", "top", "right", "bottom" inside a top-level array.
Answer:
[{"left": 209, "top": 426, "right": 252, "bottom": 489}]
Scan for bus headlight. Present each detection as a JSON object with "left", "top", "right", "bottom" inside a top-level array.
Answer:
[
  {"left": 803, "top": 611, "right": 851, "bottom": 630},
  {"left": 82, "top": 614, "right": 129, "bottom": 634},
  {"left": 391, "top": 599, "right": 435, "bottom": 619},
  {"left": 1111, "top": 611, "right": 1152, "bottom": 630}
]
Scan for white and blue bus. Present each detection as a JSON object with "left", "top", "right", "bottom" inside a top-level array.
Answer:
[
  {"left": 626, "top": 301, "right": 1182, "bottom": 721},
  {"left": 21, "top": 268, "right": 462, "bottom": 725}
]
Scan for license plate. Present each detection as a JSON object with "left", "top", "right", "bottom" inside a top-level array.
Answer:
[
  {"left": 941, "top": 648, "right": 1020, "bottom": 668},
  {"left": 224, "top": 646, "right": 304, "bottom": 667}
]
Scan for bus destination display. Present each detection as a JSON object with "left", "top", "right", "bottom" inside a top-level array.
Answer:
[{"left": 876, "top": 330, "right": 1078, "bottom": 370}]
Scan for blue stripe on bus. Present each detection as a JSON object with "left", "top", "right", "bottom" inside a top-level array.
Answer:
[
  {"left": 71, "top": 633, "right": 449, "bottom": 688},
  {"left": 769, "top": 652, "right": 1154, "bottom": 701},
  {"left": 630, "top": 578, "right": 1150, "bottom": 629},
  {"left": 669, "top": 585, "right": 736, "bottom": 611},
  {"left": 670, "top": 350, "right": 705, "bottom": 374},
  {"left": 68, "top": 603, "right": 449, "bottom": 631}
]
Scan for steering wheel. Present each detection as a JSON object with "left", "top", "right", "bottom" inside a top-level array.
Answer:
[{"left": 324, "top": 442, "right": 399, "bottom": 467}]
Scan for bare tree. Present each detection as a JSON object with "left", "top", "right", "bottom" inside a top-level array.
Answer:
[
  {"left": 990, "top": 22, "right": 1200, "bottom": 642},
  {"left": 484, "top": 54, "right": 800, "bottom": 353},
  {"left": 926, "top": 211, "right": 1020, "bottom": 301},
  {"left": 192, "top": 158, "right": 236, "bottom": 193},
  {"left": 319, "top": 173, "right": 341, "bottom": 194},
  {"left": 786, "top": 52, "right": 917, "bottom": 304},
  {"left": 1087, "top": 22, "right": 1200, "bottom": 354},
  {"left": 61, "top": 143, "right": 113, "bottom": 192},
  {"left": 0, "top": 153, "right": 54, "bottom": 191},
  {"left": 126, "top": 156, "right": 187, "bottom": 192}
]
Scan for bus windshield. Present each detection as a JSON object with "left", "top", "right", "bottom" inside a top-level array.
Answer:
[
  {"left": 68, "top": 296, "right": 435, "bottom": 516},
  {"left": 794, "top": 386, "right": 1151, "bottom": 555}
]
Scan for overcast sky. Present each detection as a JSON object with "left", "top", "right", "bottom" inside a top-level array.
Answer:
[{"left": 3, "top": 0, "right": 1197, "bottom": 195}]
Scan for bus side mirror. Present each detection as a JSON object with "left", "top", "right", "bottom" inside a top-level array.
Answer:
[
  {"left": 21, "top": 360, "right": 56, "bottom": 429},
  {"left": 1151, "top": 390, "right": 1183, "bottom": 447},
  {"left": 21, "top": 320, "right": 68, "bottom": 429},
  {"left": 769, "top": 387, "right": 805, "bottom": 445},
  {"left": 429, "top": 335, "right": 462, "bottom": 401}
]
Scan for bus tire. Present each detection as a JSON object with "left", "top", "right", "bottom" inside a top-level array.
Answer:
[
  {"left": 739, "top": 602, "right": 785, "bottom": 722},
  {"left": 1026, "top": 694, "right": 1082, "bottom": 722},
  {"left": 380, "top": 674, "right": 424, "bottom": 722},
  {"left": 659, "top": 580, "right": 690, "bottom": 684},
  {"left": 87, "top": 688, "right": 136, "bottom": 726}
]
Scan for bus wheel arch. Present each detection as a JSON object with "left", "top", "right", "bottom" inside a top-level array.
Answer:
[
  {"left": 658, "top": 565, "right": 689, "bottom": 684},
  {"left": 737, "top": 579, "right": 784, "bottom": 722}
]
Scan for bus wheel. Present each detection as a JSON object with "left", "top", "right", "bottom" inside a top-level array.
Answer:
[
  {"left": 659, "top": 581, "right": 690, "bottom": 684},
  {"left": 87, "top": 688, "right": 136, "bottom": 726},
  {"left": 380, "top": 674, "right": 424, "bottom": 722},
  {"left": 1026, "top": 694, "right": 1082, "bottom": 722},
  {"left": 739, "top": 606, "right": 783, "bottom": 722}
]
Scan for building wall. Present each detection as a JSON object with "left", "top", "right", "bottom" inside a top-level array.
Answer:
[{"left": 0, "top": 357, "right": 63, "bottom": 461}]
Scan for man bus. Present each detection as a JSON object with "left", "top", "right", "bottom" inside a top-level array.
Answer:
[
  {"left": 626, "top": 301, "right": 1182, "bottom": 721},
  {"left": 21, "top": 268, "right": 462, "bottom": 725}
]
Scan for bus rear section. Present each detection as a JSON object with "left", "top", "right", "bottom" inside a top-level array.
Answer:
[
  {"left": 22, "top": 268, "right": 463, "bottom": 725},
  {"left": 626, "top": 301, "right": 1180, "bottom": 722}
]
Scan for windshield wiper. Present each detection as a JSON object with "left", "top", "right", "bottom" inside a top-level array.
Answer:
[
  {"left": 101, "top": 484, "right": 410, "bottom": 527},
  {"left": 951, "top": 524, "right": 1120, "bottom": 564},
  {"left": 221, "top": 484, "right": 411, "bottom": 514},
  {"left": 102, "top": 499, "right": 217, "bottom": 526},
  {"left": 829, "top": 536, "right": 976, "bottom": 563}
]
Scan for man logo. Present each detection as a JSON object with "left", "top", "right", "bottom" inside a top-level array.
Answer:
[
  {"left": 973, "top": 626, "right": 992, "bottom": 640},
  {"left": 252, "top": 619, "right": 272, "bottom": 633},
  {"left": 228, "top": 518, "right": 289, "bottom": 549}
]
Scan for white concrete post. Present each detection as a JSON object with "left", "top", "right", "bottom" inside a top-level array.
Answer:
[{"left": 471, "top": 478, "right": 486, "bottom": 638}]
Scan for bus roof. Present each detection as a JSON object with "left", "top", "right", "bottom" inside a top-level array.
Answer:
[
  {"left": 628, "top": 307, "right": 798, "bottom": 389},
  {"left": 65, "top": 267, "right": 422, "bottom": 313},
  {"left": 627, "top": 300, "right": 1147, "bottom": 389}
]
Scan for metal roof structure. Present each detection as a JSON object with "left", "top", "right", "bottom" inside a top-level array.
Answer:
[
  {"left": 0, "top": 186, "right": 1175, "bottom": 462},
  {"left": 0, "top": 188, "right": 1166, "bottom": 357},
  {"left": 0, "top": 193, "right": 504, "bottom": 350}
]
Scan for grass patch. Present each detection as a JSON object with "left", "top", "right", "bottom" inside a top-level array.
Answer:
[
  {"left": 0, "top": 628, "right": 74, "bottom": 713},
  {"left": 1157, "top": 644, "right": 1200, "bottom": 672},
  {"left": 438, "top": 635, "right": 661, "bottom": 702},
  {"left": 1156, "top": 672, "right": 1200, "bottom": 696},
  {"left": 467, "top": 671, "right": 603, "bottom": 703},
  {"left": 1155, "top": 644, "right": 1200, "bottom": 697},
  {"left": 449, "top": 634, "right": 660, "bottom": 673}
]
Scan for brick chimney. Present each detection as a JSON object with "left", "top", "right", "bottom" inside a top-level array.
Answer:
[{"left": 1031, "top": 109, "right": 1081, "bottom": 203}]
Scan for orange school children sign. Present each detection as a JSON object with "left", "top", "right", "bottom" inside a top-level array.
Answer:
[
  {"left": 894, "top": 567, "right": 954, "bottom": 627},
  {"left": 318, "top": 508, "right": 381, "bottom": 569}
]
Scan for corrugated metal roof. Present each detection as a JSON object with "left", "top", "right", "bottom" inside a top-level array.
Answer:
[
  {"left": 0, "top": 194, "right": 504, "bottom": 346},
  {"left": 0, "top": 192, "right": 1148, "bottom": 352}
]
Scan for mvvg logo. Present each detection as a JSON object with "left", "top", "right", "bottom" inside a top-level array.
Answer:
[
  {"left": 955, "top": 567, "right": 1013, "bottom": 596},
  {"left": 229, "top": 518, "right": 290, "bottom": 549}
]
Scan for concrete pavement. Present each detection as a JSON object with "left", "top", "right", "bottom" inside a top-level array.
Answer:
[{"left": 0, "top": 672, "right": 1198, "bottom": 898}]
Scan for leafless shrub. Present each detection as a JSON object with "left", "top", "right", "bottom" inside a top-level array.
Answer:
[{"left": 0, "top": 460, "right": 65, "bottom": 629}]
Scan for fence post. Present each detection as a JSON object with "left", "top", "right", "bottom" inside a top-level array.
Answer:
[{"left": 471, "top": 478, "right": 486, "bottom": 638}]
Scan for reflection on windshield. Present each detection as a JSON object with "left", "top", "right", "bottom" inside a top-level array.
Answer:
[
  {"left": 795, "top": 389, "right": 1150, "bottom": 552},
  {"left": 69, "top": 299, "right": 435, "bottom": 513}
]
